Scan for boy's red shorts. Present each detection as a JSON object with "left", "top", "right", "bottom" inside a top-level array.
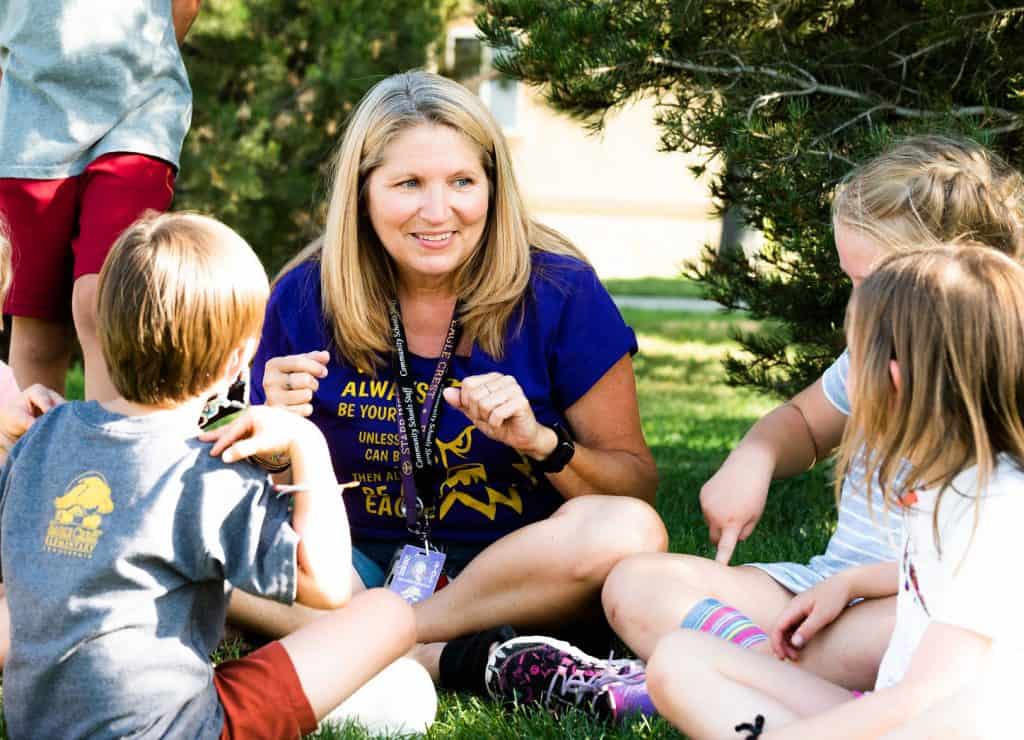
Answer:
[
  {"left": 0, "top": 152, "right": 175, "bottom": 321},
  {"left": 214, "top": 640, "right": 318, "bottom": 740}
]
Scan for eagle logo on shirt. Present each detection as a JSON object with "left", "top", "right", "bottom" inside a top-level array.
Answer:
[
  {"left": 435, "top": 425, "right": 524, "bottom": 521},
  {"left": 44, "top": 473, "right": 115, "bottom": 559}
]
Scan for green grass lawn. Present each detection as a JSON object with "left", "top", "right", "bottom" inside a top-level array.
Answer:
[
  {"left": 602, "top": 277, "right": 706, "bottom": 300},
  {"left": 42, "top": 308, "right": 836, "bottom": 739}
]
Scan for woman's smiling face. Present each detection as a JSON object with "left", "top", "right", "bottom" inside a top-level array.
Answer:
[{"left": 365, "top": 122, "right": 490, "bottom": 292}]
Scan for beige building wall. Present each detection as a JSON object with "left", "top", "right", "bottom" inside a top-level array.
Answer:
[{"left": 443, "top": 19, "right": 722, "bottom": 279}]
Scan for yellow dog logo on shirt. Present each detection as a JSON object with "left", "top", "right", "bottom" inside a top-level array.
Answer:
[{"left": 44, "top": 473, "right": 115, "bottom": 559}]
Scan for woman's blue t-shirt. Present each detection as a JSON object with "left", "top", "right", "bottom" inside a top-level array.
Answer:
[{"left": 252, "top": 251, "right": 638, "bottom": 544}]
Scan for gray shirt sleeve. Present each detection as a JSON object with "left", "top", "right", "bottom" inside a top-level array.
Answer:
[
  {"left": 821, "top": 349, "right": 852, "bottom": 416},
  {"left": 184, "top": 465, "right": 300, "bottom": 605}
]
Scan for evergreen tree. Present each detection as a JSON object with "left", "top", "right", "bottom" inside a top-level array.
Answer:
[
  {"left": 178, "top": 0, "right": 450, "bottom": 274},
  {"left": 479, "top": 1, "right": 1024, "bottom": 397}
]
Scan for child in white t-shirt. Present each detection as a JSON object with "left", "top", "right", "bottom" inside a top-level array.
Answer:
[{"left": 644, "top": 245, "right": 1024, "bottom": 739}]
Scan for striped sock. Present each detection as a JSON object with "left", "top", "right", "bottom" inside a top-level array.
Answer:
[{"left": 680, "top": 597, "right": 768, "bottom": 648}]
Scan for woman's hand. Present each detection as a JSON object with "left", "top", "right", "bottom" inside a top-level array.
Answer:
[
  {"left": 442, "top": 372, "right": 555, "bottom": 459},
  {"left": 770, "top": 575, "right": 852, "bottom": 661},
  {"left": 261, "top": 350, "right": 329, "bottom": 416}
]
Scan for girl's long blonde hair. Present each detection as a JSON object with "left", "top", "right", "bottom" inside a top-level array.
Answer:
[
  {"left": 837, "top": 246, "right": 1024, "bottom": 550},
  {"left": 833, "top": 134, "right": 1024, "bottom": 259},
  {"left": 279, "top": 70, "right": 583, "bottom": 374}
]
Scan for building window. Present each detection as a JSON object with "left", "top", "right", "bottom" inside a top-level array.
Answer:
[{"left": 445, "top": 28, "right": 520, "bottom": 133}]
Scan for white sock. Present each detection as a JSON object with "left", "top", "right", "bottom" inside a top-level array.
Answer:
[{"left": 319, "top": 656, "right": 437, "bottom": 735}]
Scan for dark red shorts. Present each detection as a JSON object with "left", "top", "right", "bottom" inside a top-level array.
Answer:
[
  {"left": 214, "top": 640, "right": 318, "bottom": 740},
  {"left": 0, "top": 153, "right": 175, "bottom": 321}
]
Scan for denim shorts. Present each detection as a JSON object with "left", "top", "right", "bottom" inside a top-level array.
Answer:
[{"left": 352, "top": 539, "right": 489, "bottom": 589}]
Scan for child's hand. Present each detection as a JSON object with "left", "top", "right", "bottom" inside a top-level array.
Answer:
[
  {"left": 0, "top": 384, "right": 65, "bottom": 450},
  {"left": 262, "top": 351, "right": 329, "bottom": 417},
  {"left": 770, "top": 576, "right": 851, "bottom": 661},
  {"left": 199, "top": 406, "right": 313, "bottom": 463},
  {"left": 699, "top": 454, "right": 772, "bottom": 564}
]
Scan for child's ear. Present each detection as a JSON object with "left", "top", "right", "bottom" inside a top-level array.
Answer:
[
  {"left": 222, "top": 339, "right": 258, "bottom": 386},
  {"left": 889, "top": 359, "right": 902, "bottom": 394}
]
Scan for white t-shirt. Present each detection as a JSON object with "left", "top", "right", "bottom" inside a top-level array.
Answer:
[{"left": 876, "top": 456, "right": 1024, "bottom": 690}]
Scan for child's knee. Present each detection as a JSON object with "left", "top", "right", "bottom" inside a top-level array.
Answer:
[
  {"left": 363, "top": 588, "right": 416, "bottom": 648},
  {"left": 601, "top": 552, "right": 661, "bottom": 626}
]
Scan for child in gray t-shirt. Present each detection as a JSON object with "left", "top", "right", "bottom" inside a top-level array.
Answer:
[{"left": 0, "top": 213, "right": 421, "bottom": 739}]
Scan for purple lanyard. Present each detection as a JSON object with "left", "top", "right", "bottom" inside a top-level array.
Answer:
[{"left": 388, "top": 299, "right": 462, "bottom": 540}]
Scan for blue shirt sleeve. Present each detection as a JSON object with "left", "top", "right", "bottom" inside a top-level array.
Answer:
[
  {"left": 251, "top": 263, "right": 320, "bottom": 406},
  {"left": 821, "top": 349, "right": 851, "bottom": 416},
  {"left": 542, "top": 258, "right": 638, "bottom": 411}
]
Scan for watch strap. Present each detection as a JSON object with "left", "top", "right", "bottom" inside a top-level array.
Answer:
[{"left": 534, "top": 422, "right": 575, "bottom": 473}]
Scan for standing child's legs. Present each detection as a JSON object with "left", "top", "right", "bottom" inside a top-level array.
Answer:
[
  {"left": 646, "top": 629, "right": 853, "bottom": 739},
  {"left": 0, "top": 153, "right": 174, "bottom": 400},
  {"left": 603, "top": 552, "right": 895, "bottom": 690},
  {"left": 0, "top": 176, "right": 79, "bottom": 393},
  {"left": 70, "top": 153, "right": 176, "bottom": 401}
]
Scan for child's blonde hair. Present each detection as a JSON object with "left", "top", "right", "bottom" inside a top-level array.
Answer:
[
  {"left": 97, "top": 212, "right": 269, "bottom": 405},
  {"left": 833, "top": 135, "right": 1024, "bottom": 258},
  {"left": 837, "top": 246, "right": 1024, "bottom": 549}
]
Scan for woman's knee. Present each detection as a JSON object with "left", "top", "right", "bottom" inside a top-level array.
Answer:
[{"left": 560, "top": 496, "right": 668, "bottom": 582}]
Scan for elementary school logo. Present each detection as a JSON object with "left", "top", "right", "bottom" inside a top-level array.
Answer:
[{"left": 44, "top": 473, "right": 115, "bottom": 559}]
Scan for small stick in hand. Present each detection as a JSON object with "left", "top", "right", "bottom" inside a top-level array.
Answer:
[{"left": 273, "top": 481, "right": 360, "bottom": 495}]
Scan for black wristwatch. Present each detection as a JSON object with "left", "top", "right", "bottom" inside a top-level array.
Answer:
[{"left": 533, "top": 422, "right": 575, "bottom": 473}]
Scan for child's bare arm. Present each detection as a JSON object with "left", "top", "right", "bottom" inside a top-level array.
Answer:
[
  {"left": 172, "top": 0, "right": 202, "bottom": 45},
  {"left": 201, "top": 407, "right": 352, "bottom": 610},
  {"left": 700, "top": 377, "right": 847, "bottom": 564},
  {"left": 770, "top": 561, "right": 897, "bottom": 660}
]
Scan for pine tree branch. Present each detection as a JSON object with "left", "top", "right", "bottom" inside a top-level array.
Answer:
[{"left": 639, "top": 55, "right": 1021, "bottom": 127}]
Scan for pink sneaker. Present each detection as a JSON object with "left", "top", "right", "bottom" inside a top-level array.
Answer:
[{"left": 484, "top": 635, "right": 649, "bottom": 721}]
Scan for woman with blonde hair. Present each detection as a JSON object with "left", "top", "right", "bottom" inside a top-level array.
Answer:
[{"left": 232, "top": 70, "right": 665, "bottom": 709}]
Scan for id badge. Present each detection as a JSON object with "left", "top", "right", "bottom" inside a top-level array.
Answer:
[{"left": 386, "top": 545, "right": 446, "bottom": 604}]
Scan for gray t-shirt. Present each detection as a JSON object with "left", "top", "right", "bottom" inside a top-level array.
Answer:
[
  {"left": 0, "top": 0, "right": 192, "bottom": 178},
  {"left": 0, "top": 402, "right": 299, "bottom": 739}
]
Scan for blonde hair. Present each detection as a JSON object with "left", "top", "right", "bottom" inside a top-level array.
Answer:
[
  {"left": 833, "top": 135, "right": 1024, "bottom": 258},
  {"left": 278, "top": 70, "right": 584, "bottom": 374},
  {"left": 837, "top": 246, "right": 1024, "bottom": 550},
  {"left": 98, "top": 212, "right": 269, "bottom": 405}
]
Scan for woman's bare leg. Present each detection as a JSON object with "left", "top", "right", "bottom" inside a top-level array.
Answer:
[
  {"left": 412, "top": 496, "right": 668, "bottom": 645},
  {"left": 231, "top": 496, "right": 666, "bottom": 682},
  {"left": 227, "top": 567, "right": 365, "bottom": 639}
]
